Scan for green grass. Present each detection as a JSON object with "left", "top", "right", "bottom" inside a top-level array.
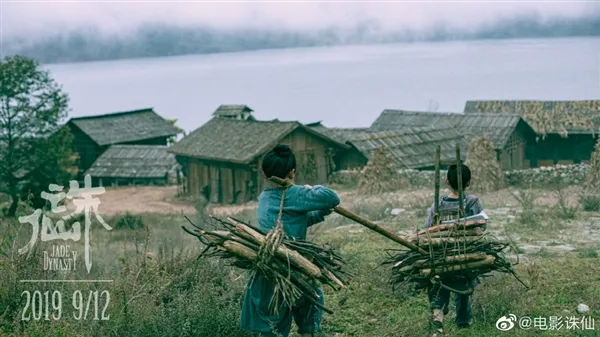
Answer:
[{"left": 2, "top": 187, "right": 600, "bottom": 337}]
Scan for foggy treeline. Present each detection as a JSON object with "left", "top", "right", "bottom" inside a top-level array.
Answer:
[{"left": 5, "top": 13, "right": 600, "bottom": 64}]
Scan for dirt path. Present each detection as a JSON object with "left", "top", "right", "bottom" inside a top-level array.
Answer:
[{"left": 95, "top": 186, "right": 196, "bottom": 216}]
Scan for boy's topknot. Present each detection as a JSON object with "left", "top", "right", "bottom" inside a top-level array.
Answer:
[{"left": 447, "top": 163, "right": 471, "bottom": 191}]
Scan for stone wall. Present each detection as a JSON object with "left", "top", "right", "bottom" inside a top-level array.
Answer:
[
  {"left": 504, "top": 164, "right": 589, "bottom": 187},
  {"left": 330, "top": 164, "right": 590, "bottom": 189}
]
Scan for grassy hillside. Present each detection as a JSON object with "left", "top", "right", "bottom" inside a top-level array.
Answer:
[{"left": 1, "top": 185, "right": 599, "bottom": 336}]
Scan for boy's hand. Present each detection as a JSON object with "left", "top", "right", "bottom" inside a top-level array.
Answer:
[
  {"left": 323, "top": 209, "right": 334, "bottom": 216},
  {"left": 304, "top": 184, "right": 312, "bottom": 188}
]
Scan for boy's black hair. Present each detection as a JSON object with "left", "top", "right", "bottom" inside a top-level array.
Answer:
[
  {"left": 447, "top": 163, "right": 471, "bottom": 191},
  {"left": 262, "top": 144, "right": 297, "bottom": 179}
]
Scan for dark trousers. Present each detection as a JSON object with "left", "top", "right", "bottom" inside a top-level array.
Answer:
[{"left": 428, "top": 278, "right": 474, "bottom": 327}]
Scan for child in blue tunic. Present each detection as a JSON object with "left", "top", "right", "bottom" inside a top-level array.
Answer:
[
  {"left": 424, "top": 164, "right": 484, "bottom": 337},
  {"left": 240, "top": 144, "right": 340, "bottom": 337}
]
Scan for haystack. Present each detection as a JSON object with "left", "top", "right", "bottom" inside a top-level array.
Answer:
[
  {"left": 358, "top": 147, "right": 406, "bottom": 195},
  {"left": 466, "top": 136, "right": 505, "bottom": 193}
]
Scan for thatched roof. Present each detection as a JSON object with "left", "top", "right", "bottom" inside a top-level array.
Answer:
[
  {"left": 308, "top": 124, "right": 373, "bottom": 143},
  {"left": 464, "top": 100, "right": 600, "bottom": 136},
  {"left": 213, "top": 104, "right": 256, "bottom": 120},
  {"left": 370, "top": 109, "right": 531, "bottom": 150},
  {"left": 68, "top": 108, "right": 180, "bottom": 146},
  {"left": 305, "top": 121, "right": 323, "bottom": 127},
  {"left": 169, "top": 118, "right": 349, "bottom": 164},
  {"left": 347, "top": 127, "right": 467, "bottom": 169},
  {"left": 85, "top": 145, "right": 178, "bottom": 179}
]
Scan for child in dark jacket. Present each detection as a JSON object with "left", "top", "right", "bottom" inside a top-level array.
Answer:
[{"left": 424, "top": 164, "right": 484, "bottom": 337}]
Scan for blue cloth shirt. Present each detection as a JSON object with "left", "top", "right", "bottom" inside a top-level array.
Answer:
[{"left": 241, "top": 184, "right": 340, "bottom": 336}]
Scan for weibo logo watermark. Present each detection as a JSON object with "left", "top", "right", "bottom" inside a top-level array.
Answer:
[
  {"left": 496, "top": 314, "right": 517, "bottom": 331},
  {"left": 496, "top": 314, "right": 595, "bottom": 331}
]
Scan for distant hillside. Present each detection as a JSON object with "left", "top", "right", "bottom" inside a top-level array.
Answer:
[{"left": 4, "top": 13, "right": 599, "bottom": 64}]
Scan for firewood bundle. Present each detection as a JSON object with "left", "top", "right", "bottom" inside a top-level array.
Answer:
[
  {"left": 382, "top": 220, "right": 521, "bottom": 291},
  {"left": 182, "top": 216, "right": 350, "bottom": 314}
]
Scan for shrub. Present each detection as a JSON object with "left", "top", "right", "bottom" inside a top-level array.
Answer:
[
  {"left": 115, "top": 212, "right": 145, "bottom": 230},
  {"left": 554, "top": 187, "right": 578, "bottom": 220},
  {"left": 580, "top": 192, "right": 600, "bottom": 212},
  {"left": 578, "top": 248, "right": 599, "bottom": 258},
  {"left": 509, "top": 188, "right": 540, "bottom": 226}
]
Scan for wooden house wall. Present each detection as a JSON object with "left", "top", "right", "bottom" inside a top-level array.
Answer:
[
  {"left": 186, "top": 159, "right": 257, "bottom": 204},
  {"left": 69, "top": 124, "right": 101, "bottom": 174},
  {"left": 277, "top": 128, "right": 334, "bottom": 185},
  {"left": 335, "top": 148, "right": 368, "bottom": 170},
  {"left": 183, "top": 128, "right": 339, "bottom": 204},
  {"left": 528, "top": 134, "right": 597, "bottom": 167},
  {"left": 95, "top": 176, "right": 168, "bottom": 187},
  {"left": 500, "top": 130, "right": 527, "bottom": 170},
  {"left": 70, "top": 122, "right": 171, "bottom": 179}
]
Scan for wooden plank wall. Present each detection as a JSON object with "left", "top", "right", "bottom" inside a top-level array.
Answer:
[
  {"left": 187, "top": 158, "right": 256, "bottom": 204},
  {"left": 69, "top": 125, "right": 101, "bottom": 174},
  {"left": 279, "top": 129, "right": 331, "bottom": 185},
  {"left": 184, "top": 129, "right": 340, "bottom": 204},
  {"left": 336, "top": 148, "right": 368, "bottom": 170},
  {"left": 529, "top": 134, "right": 597, "bottom": 167},
  {"left": 501, "top": 131, "right": 527, "bottom": 170}
]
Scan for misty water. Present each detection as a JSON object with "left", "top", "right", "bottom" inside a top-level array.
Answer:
[{"left": 47, "top": 37, "right": 599, "bottom": 131}]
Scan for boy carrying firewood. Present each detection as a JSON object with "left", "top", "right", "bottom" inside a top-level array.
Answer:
[{"left": 423, "top": 163, "right": 484, "bottom": 337}]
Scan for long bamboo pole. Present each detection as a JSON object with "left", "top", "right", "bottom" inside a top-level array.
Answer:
[
  {"left": 456, "top": 143, "right": 464, "bottom": 218},
  {"left": 267, "top": 176, "right": 428, "bottom": 255},
  {"left": 434, "top": 145, "right": 441, "bottom": 225}
]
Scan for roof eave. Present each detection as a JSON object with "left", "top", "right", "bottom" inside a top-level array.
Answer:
[
  {"left": 96, "top": 132, "right": 178, "bottom": 146},
  {"left": 169, "top": 150, "right": 252, "bottom": 165}
]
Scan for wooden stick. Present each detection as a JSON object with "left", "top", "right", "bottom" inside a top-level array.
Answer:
[
  {"left": 322, "top": 267, "right": 346, "bottom": 289},
  {"left": 409, "top": 228, "right": 483, "bottom": 241},
  {"left": 434, "top": 145, "right": 441, "bottom": 225},
  {"left": 223, "top": 241, "right": 335, "bottom": 315},
  {"left": 407, "top": 220, "right": 487, "bottom": 240},
  {"left": 456, "top": 144, "right": 464, "bottom": 218},
  {"left": 333, "top": 207, "right": 428, "bottom": 254},
  {"left": 420, "top": 256, "right": 495, "bottom": 276},
  {"left": 230, "top": 220, "right": 323, "bottom": 278},
  {"left": 412, "top": 236, "right": 484, "bottom": 247},
  {"left": 396, "top": 253, "right": 488, "bottom": 269},
  {"left": 267, "top": 176, "right": 428, "bottom": 255}
]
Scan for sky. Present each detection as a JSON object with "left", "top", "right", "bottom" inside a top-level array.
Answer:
[{"left": 2, "top": 1, "right": 598, "bottom": 38}]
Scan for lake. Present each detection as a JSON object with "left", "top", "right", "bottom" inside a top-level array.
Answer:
[{"left": 47, "top": 37, "right": 600, "bottom": 131}]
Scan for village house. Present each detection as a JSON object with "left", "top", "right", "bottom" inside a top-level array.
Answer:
[
  {"left": 66, "top": 108, "right": 181, "bottom": 176},
  {"left": 464, "top": 100, "right": 600, "bottom": 166},
  {"left": 309, "top": 123, "right": 467, "bottom": 170},
  {"left": 85, "top": 145, "right": 180, "bottom": 187},
  {"left": 306, "top": 123, "right": 372, "bottom": 169},
  {"left": 212, "top": 104, "right": 256, "bottom": 121},
  {"left": 369, "top": 109, "right": 538, "bottom": 170},
  {"left": 169, "top": 108, "right": 349, "bottom": 204}
]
